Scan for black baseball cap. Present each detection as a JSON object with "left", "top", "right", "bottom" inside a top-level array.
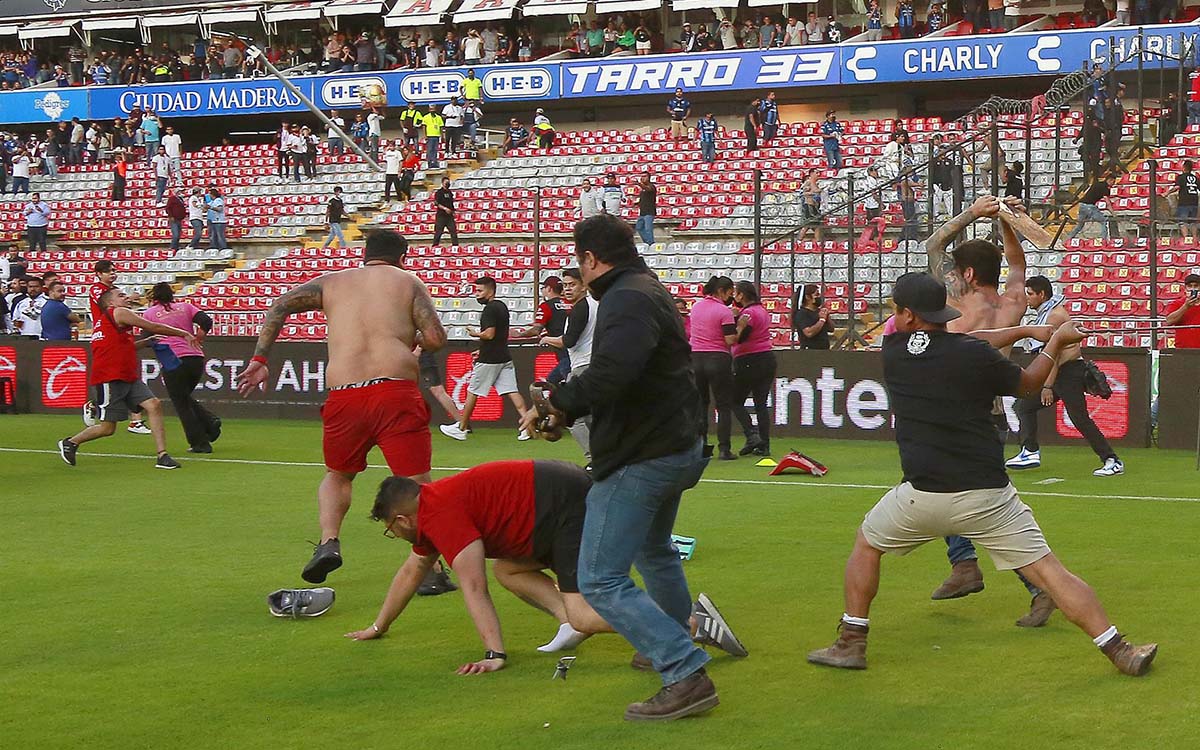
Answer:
[{"left": 892, "top": 272, "right": 961, "bottom": 324}]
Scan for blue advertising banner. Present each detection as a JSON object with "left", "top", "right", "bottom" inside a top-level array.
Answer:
[
  {"left": 0, "top": 87, "right": 89, "bottom": 125},
  {"left": 311, "top": 63, "right": 559, "bottom": 108},
  {"left": 560, "top": 46, "right": 840, "bottom": 98},
  {"left": 87, "top": 77, "right": 316, "bottom": 120},
  {"left": 841, "top": 22, "right": 1199, "bottom": 85}
]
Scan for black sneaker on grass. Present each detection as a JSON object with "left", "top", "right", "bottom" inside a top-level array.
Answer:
[
  {"left": 417, "top": 564, "right": 458, "bottom": 596},
  {"left": 302, "top": 538, "right": 343, "bottom": 584},
  {"left": 58, "top": 438, "right": 78, "bottom": 466},
  {"left": 155, "top": 453, "right": 181, "bottom": 470},
  {"left": 207, "top": 416, "right": 222, "bottom": 443}
]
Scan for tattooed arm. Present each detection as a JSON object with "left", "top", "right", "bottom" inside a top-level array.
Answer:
[
  {"left": 236, "top": 280, "right": 324, "bottom": 396},
  {"left": 999, "top": 197, "right": 1028, "bottom": 302},
  {"left": 926, "top": 194, "right": 1000, "bottom": 302},
  {"left": 411, "top": 278, "right": 447, "bottom": 352}
]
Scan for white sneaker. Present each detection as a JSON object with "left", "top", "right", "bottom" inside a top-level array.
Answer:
[
  {"left": 517, "top": 429, "right": 532, "bottom": 442},
  {"left": 1093, "top": 457, "right": 1125, "bottom": 477},
  {"left": 1005, "top": 448, "right": 1041, "bottom": 470},
  {"left": 127, "top": 421, "right": 152, "bottom": 435},
  {"left": 439, "top": 423, "right": 468, "bottom": 441}
]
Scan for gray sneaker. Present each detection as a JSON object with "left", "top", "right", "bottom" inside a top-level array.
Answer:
[
  {"left": 267, "top": 587, "right": 336, "bottom": 618},
  {"left": 691, "top": 593, "right": 748, "bottom": 657}
]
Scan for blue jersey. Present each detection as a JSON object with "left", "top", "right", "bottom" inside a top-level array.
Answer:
[
  {"left": 898, "top": 3, "right": 915, "bottom": 26},
  {"left": 821, "top": 120, "right": 844, "bottom": 142},
  {"left": 668, "top": 97, "right": 691, "bottom": 121},
  {"left": 760, "top": 100, "right": 779, "bottom": 125},
  {"left": 697, "top": 118, "right": 718, "bottom": 143},
  {"left": 39, "top": 299, "right": 73, "bottom": 341}
]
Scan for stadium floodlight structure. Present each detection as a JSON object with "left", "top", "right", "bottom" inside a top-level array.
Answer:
[{"left": 209, "top": 29, "right": 382, "bottom": 173}]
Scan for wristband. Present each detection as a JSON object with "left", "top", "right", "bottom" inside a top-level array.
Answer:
[
  {"left": 251, "top": 355, "right": 268, "bottom": 366},
  {"left": 484, "top": 650, "right": 507, "bottom": 661},
  {"left": 1038, "top": 351, "right": 1055, "bottom": 364}
]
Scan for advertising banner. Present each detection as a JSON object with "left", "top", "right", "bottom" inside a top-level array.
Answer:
[
  {"left": 88, "top": 76, "right": 315, "bottom": 119},
  {"left": 0, "top": 87, "right": 89, "bottom": 125},
  {"left": 1155, "top": 350, "right": 1200, "bottom": 450},
  {"left": 2, "top": 338, "right": 1151, "bottom": 449},
  {"left": 841, "top": 23, "right": 1198, "bottom": 85}
]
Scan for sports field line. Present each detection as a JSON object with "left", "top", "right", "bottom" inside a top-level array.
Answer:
[{"left": 5, "top": 446, "right": 1199, "bottom": 505}]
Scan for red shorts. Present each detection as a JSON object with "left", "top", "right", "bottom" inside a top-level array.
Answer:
[{"left": 321, "top": 379, "right": 431, "bottom": 476}]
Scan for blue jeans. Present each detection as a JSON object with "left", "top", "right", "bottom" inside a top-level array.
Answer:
[
  {"left": 45, "top": 156, "right": 58, "bottom": 178},
  {"left": 426, "top": 135, "right": 440, "bottom": 167},
  {"left": 578, "top": 440, "right": 710, "bottom": 686},
  {"left": 328, "top": 137, "right": 343, "bottom": 155},
  {"left": 145, "top": 141, "right": 159, "bottom": 165},
  {"left": 824, "top": 140, "right": 842, "bottom": 170},
  {"left": 1070, "top": 202, "right": 1109, "bottom": 239},
  {"left": 169, "top": 219, "right": 182, "bottom": 250},
  {"left": 12, "top": 176, "right": 29, "bottom": 193},
  {"left": 946, "top": 536, "right": 1040, "bottom": 596},
  {"left": 156, "top": 177, "right": 168, "bottom": 203},
  {"left": 547, "top": 355, "right": 571, "bottom": 385},
  {"left": 189, "top": 219, "right": 205, "bottom": 248},
  {"left": 323, "top": 222, "right": 346, "bottom": 247},
  {"left": 700, "top": 141, "right": 716, "bottom": 163},
  {"left": 636, "top": 215, "right": 654, "bottom": 245},
  {"left": 209, "top": 222, "right": 228, "bottom": 250}
]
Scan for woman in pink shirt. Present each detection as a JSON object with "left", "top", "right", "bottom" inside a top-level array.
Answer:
[
  {"left": 689, "top": 275, "right": 738, "bottom": 460},
  {"left": 142, "top": 282, "right": 222, "bottom": 454},
  {"left": 730, "top": 281, "right": 776, "bottom": 457}
]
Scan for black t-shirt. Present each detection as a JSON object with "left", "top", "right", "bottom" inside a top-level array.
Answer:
[
  {"left": 883, "top": 331, "right": 1023, "bottom": 493},
  {"left": 1004, "top": 174, "right": 1023, "bottom": 199},
  {"left": 744, "top": 105, "right": 758, "bottom": 130},
  {"left": 327, "top": 196, "right": 344, "bottom": 223},
  {"left": 1177, "top": 172, "right": 1199, "bottom": 206},
  {"left": 638, "top": 185, "right": 656, "bottom": 216},
  {"left": 1081, "top": 180, "right": 1110, "bottom": 205},
  {"left": 435, "top": 187, "right": 455, "bottom": 214},
  {"left": 478, "top": 298, "right": 511, "bottom": 364},
  {"left": 794, "top": 306, "right": 831, "bottom": 349}
]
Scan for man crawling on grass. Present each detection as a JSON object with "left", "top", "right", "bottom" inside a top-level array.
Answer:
[{"left": 345, "top": 459, "right": 747, "bottom": 675}]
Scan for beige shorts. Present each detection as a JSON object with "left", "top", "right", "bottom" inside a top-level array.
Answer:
[
  {"left": 861, "top": 482, "right": 1051, "bottom": 571},
  {"left": 670, "top": 120, "right": 687, "bottom": 137}
]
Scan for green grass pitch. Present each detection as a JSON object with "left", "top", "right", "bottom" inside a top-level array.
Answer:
[{"left": 1, "top": 414, "right": 1196, "bottom": 749}]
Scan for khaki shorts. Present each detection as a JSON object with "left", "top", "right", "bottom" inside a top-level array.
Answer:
[
  {"left": 861, "top": 482, "right": 1051, "bottom": 571},
  {"left": 670, "top": 120, "right": 687, "bottom": 138}
]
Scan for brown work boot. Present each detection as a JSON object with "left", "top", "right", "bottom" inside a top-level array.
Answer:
[
  {"left": 807, "top": 621, "right": 868, "bottom": 670},
  {"left": 1102, "top": 636, "right": 1158, "bottom": 676},
  {"left": 930, "top": 560, "right": 985, "bottom": 600},
  {"left": 623, "top": 668, "right": 719, "bottom": 721},
  {"left": 630, "top": 652, "right": 653, "bottom": 671},
  {"left": 1015, "top": 592, "right": 1058, "bottom": 628}
]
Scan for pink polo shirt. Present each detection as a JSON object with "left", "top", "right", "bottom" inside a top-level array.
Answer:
[
  {"left": 732, "top": 303, "right": 773, "bottom": 358},
  {"left": 689, "top": 296, "right": 735, "bottom": 353},
  {"left": 142, "top": 301, "right": 205, "bottom": 358}
]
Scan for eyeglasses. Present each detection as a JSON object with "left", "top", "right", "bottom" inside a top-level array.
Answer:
[{"left": 383, "top": 516, "right": 402, "bottom": 538}]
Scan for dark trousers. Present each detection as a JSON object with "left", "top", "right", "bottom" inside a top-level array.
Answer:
[
  {"left": 384, "top": 174, "right": 402, "bottom": 201},
  {"left": 27, "top": 225, "right": 48, "bottom": 253},
  {"left": 111, "top": 175, "right": 126, "bottom": 202},
  {"left": 745, "top": 127, "right": 757, "bottom": 153},
  {"left": 433, "top": 213, "right": 458, "bottom": 246},
  {"left": 693, "top": 351, "right": 735, "bottom": 451},
  {"left": 1016, "top": 359, "right": 1117, "bottom": 461},
  {"left": 303, "top": 152, "right": 316, "bottom": 179},
  {"left": 276, "top": 150, "right": 288, "bottom": 178},
  {"left": 399, "top": 170, "right": 415, "bottom": 200},
  {"left": 731, "top": 351, "right": 777, "bottom": 447},
  {"left": 762, "top": 122, "right": 777, "bottom": 143},
  {"left": 163, "top": 357, "right": 219, "bottom": 449}
]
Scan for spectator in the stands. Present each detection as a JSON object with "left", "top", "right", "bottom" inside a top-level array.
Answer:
[
  {"left": 444, "top": 30, "right": 462, "bottom": 66},
  {"left": 1004, "top": 161, "right": 1025, "bottom": 201},
  {"left": 680, "top": 22, "right": 699, "bottom": 53},
  {"left": 799, "top": 169, "right": 825, "bottom": 242},
  {"left": 322, "top": 186, "right": 347, "bottom": 250},
  {"left": 719, "top": 19, "right": 739, "bottom": 49},
  {"left": 1105, "top": 83, "right": 1126, "bottom": 168},
  {"left": 634, "top": 23, "right": 653, "bottom": 54},
  {"left": 636, "top": 173, "right": 657, "bottom": 245},
  {"left": 374, "top": 29, "right": 396, "bottom": 70},
  {"left": 1164, "top": 273, "right": 1200, "bottom": 348},
  {"left": 383, "top": 142, "right": 404, "bottom": 202},
  {"left": 866, "top": 0, "right": 884, "bottom": 40},
  {"left": 806, "top": 12, "right": 826, "bottom": 44},
  {"left": 433, "top": 177, "right": 459, "bottom": 246},
  {"left": 1083, "top": 0, "right": 1109, "bottom": 24},
  {"left": 667, "top": 88, "right": 691, "bottom": 142},
  {"left": 10, "top": 146, "right": 30, "bottom": 194},
  {"left": 793, "top": 283, "right": 833, "bottom": 349},
  {"left": 759, "top": 16, "right": 778, "bottom": 48},
  {"left": 206, "top": 187, "right": 229, "bottom": 251},
  {"left": 745, "top": 96, "right": 761, "bottom": 153},
  {"left": 1161, "top": 91, "right": 1181, "bottom": 146},
  {"left": 827, "top": 15, "right": 845, "bottom": 42},
  {"left": 400, "top": 102, "right": 422, "bottom": 148},
  {"left": 898, "top": 0, "right": 916, "bottom": 38},
  {"left": 926, "top": 3, "right": 945, "bottom": 32},
  {"left": 350, "top": 113, "right": 368, "bottom": 152},
  {"left": 533, "top": 108, "right": 555, "bottom": 150},
  {"left": 742, "top": 19, "right": 759, "bottom": 48},
  {"left": 463, "top": 29, "right": 484, "bottom": 65},
  {"left": 327, "top": 110, "right": 346, "bottom": 156},
  {"left": 165, "top": 189, "right": 186, "bottom": 252},
  {"left": 503, "top": 117, "right": 530, "bottom": 154},
  {"left": 399, "top": 146, "right": 420, "bottom": 201},
  {"left": 404, "top": 39, "right": 421, "bottom": 69},
  {"left": 152, "top": 145, "right": 171, "bottom": 205},
  {"left": 579, "top": 178, "right": 604, "bottom": 219},
  {"left": 987, "top": 0, "right": 1004, "bottom": 29},
  {"left": 783, "top": 17, "right": 804, "bottom": 46},
  {"left": 367, "top": 106, "right": 384, "bottom": 161},
  {"left": 760, "top": 91, "right": 780, "bottom": 144},
  {"left": 162, "top": 125, "right": 182, "bottom": 178},
  {"left": 930, "top": 135, "right": 957, "bottom": 220},
  {"left": 302, "top": 125, "right": 319, "bottom": 179},
  {"left": 821, "top": 110, "right": 844, "bottom": 170},
  {"left": 111, "top": 151, "right": 128, "bottom": 202},
  {"left": 517, "top": 30, "right": 534, "bottom": 62},
  {"left": 698, "top": 112, "right": 719, "bottom": 164},
  {"left": 423, "top": 104, "right": 445, "bottom": 168},
  {"left": 39, "top": 281, "right": 79, "bottom": 342},
  {"left": 187, "top": 187, "right": 207, "bottom": 249},
  {"left": 424, "top": 38, "right": 442, "bottom": 68},
  {"left": 1004, "top": 0, "right": 1022, "bottom": 30},
  {"left": 602, "top": 172, "right": 624, "bottom": 215},
  {"left": 68, "top": 118, "right": 84, "bottom": 166},
  {"left": 462, "top": 68, "right": 483, "bottom": 104},
  {"left": 464, "top": 98, "right": 483, "bottom": 147},
  {"left": 1167, "top": 159, "right": 1200, "bottom": 242},
  {"left": 442, "top": 97, "right": 464, "bottom": 153},
  {"left": 41, "top": 129, "right": 60, "bottom": 181},
  {"left": 222, "top": 42, "right": 243, "bottom": 79},
  {"left": 141, "top": 110, "right": 161, "bottom": 167},
  {"left": 24, "top": 193, "right": 50, "bottom": 253},
  {"left": 1069, "top": 172, "right": 1115, "bottom": 240}
]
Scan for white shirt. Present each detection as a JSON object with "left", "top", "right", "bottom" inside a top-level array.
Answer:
[
  {"left": 12, "top": 293, "right": 45, "bottom": 338},
  {"left": 463, "top": 37, "right": 483, "bottom": 59},
  {"left": 602, "top": 184, "right": 623, "bottom": 214},
  {"left": 327, "top": 116, "right": 345, "bottom": 139},
  {"left": 534, "top": 113, "right": 550, "bottom": 127},
  {"left": 284, "top": 132, "right": 306, "bottom": 154},
  {"left": 12, "top": 155, "right": 30, "bottom": 179},
  {"left": 424, "top": 46, "right": 440, "bottom": 68},
  {"left": 566, "top": 296, "right": 599, "bottom": 370},
  {"left": 85, "top": 128, "right": 98, "bottom": 150},
  {"left": 719, "top": 25, "right": 738, "bottom": 49},
  {"left": 367, "top": 112, "right": 383, "bottom": 137},
  {"left": 161, "top": 133, "right": 182, "bottom": 158},
  {"left": 383, "top": 149, "right": 403, "bottom": 175},
  {"left": 187, "top": 195, "right": 206, "bottom": 221},
  {"left": 153, "top": 154, "right": 171, "bottom": 178},
  {"left": 442, "top": 103, "right": 464, "bottom": 128},
  {"left": 578, "top": 188, "right": 604, "bottom": 218},
  {"left": 862, "top": 175, "right": 881, "bottom": 210}
]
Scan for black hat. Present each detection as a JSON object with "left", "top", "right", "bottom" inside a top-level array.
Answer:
[{"left": 892, "top": 272, "right": 961, "bottom": 324}]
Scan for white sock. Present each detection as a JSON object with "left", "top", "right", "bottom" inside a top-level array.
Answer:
[
  {"left": 1093, "top": 625, "right": 1119, "bottom": 649},
  {"left": 537, "top": 622, "right": 591, "bottom": 653},
  {"left": 842, "top": 613, "right": 870, "bottom": 628}
]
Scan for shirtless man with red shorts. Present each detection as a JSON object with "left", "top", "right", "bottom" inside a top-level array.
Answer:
[{"left": 237, "top": 230, "right": 446, "bottom": 584}]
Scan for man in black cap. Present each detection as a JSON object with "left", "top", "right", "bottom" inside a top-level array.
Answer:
[{"left": 807, "top": 272, "right": 1157, "bottom": 678}]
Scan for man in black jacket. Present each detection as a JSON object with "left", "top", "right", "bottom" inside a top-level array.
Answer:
[{"left": 522, "top": 214, "right": 719, "bottom": 722}]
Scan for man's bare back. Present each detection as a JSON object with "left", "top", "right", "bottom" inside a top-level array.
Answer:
[{"left": 239, "top": 261, "right": 445, "bottom": 392}]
